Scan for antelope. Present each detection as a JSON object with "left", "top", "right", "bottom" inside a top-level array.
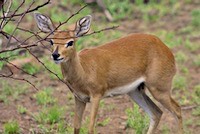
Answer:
[{"left": 34, "top": 13, "right": 183, "bottom": 134}]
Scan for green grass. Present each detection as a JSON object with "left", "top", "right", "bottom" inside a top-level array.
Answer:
[
  {"left": 34, "top": 88, "right": 56, "bottom": 105},
  {"left": 192, "top": 85, "right": 200, "bottom": 105},
  {"left": 103, "top": 0, "right": 132, "bottom": 21},
  {"left": 0, "top": 80, "right": 28, "bottom": 102},
  {"left": 175, "top": 51, "right": 188, "bottom": 63},
  {"left": 156, "top": 30, "right": 182, "bottom": 48},
  {"left": 3, "top": 120, "right": 20, "bottom": 134},
  {"left": 184, "top": 39, "right": 200, "bottom": 52},
  {"left": 34, "top": 106, "right": 64, "bottom": 124},
  {"left": 22, "top": 62, "right": 41, "bottom": 75},
  {"left": 180, "top": 66, "right": 189, "bottom": 74},
  {"left": 97, "top": 117, "right": 110, "bottom": 127},
  {"left": 173, "top": 75, "right": 187, "bottom": 90},
  {"left": 191, "top": 9, "right": 200, "bottom": 28},
  {"left": 17, "top": 105, "right": 27, "bottom": 114},
  {"left": 161, "top": 124, "right": 170, "bottom": 134},
  {"left": 192, "top": 106, "right": 200, "bottom": 116},
  {"left": 125, "top": 104, "right": 149, "bottom": 134},
  {"left": 0, "top": 49, "right": 19, "bottom": 70},
  {"left": 193, "top": 54, "right": 200, "bottom": 67},
  {"left": 76, "top": 27, "right": 123, "bottom": 50}
]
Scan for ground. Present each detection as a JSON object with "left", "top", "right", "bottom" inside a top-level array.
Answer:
[{"left": 0, "top": 1, "right": 200, "bottom": 134}]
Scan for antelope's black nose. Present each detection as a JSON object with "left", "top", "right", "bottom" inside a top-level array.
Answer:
[{"left": 52, "top": 53, "right": 60, "bottom": 60}]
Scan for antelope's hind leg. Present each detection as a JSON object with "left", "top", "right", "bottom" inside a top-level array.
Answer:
[{"left": 128, "top": 84, "right": 163, "bottom": 134}]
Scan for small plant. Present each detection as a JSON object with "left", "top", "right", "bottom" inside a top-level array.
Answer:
[
  {"left": 161, "top": 124, "right": 170, "bottom": 134},
  {"left": 4, "top": 120, "right": 20, "bottom": 134},
  {"left": 103, "top": 0, "right": 133, "bottom": 21},
  {"left": 173, "top": 75, "right": 187, "bottom": 90},
  {"left": 97, "top": 117, "right": 110, "bottom": 126},
  {"left": 22, "top": 62, "right": 41, "bottom": 75},
  {"left": 34, "top": 88, "right": 56, "bottom": 105},
  {"left": 193, "top": 54, "right": 200, "bottom": 67},
  {"left": 57, "top": 121, "right": 68, "bottom": 133},
  {"left": 125, "top": 104, "right": 149, "bottom": 134},
  {"left": 34, "top": 106, "right": 64, "bottom": 124},
  {"left": 180, "top": 66, "right": 189, "bottom": 74},
  {"left": 191, "top": 9, "right": 200, "bottom": 28},
  {"left": 17, "top": 105, "right": 27, "bottom": 114},
  {"left": 0, "top": 80, "right": 28, "bottom": 101},
  {"left": 192, "top": 106, "right": 200, "bottom": 116},
  {"left": 0, "top": 94, "right": 9, "bottom": 104},
  {"left": 157, "top": 30, "right": 182, "bottom": 48},
  {"left": 80, "top": 117, "right": 90, "bottom": 134},
  {"left": 184, "top": 39, "right": 200, "bottom": 52},
  {"left": 192, "top": 85, "right": 200, "bottom": 105},
  {"left": 175, "top": 51, "right": 188, "bottom": 63}
]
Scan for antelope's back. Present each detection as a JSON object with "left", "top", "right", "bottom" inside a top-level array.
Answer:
[{"left": 79, "top": 33, "right": 176, "bottom": 87}]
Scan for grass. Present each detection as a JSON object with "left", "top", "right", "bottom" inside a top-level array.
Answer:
[
  {"left": 161, "top": 124, "right": 170, "bottom": 134},
  {"left": 192, "top": 85, "right": 200, "bottom": 105},
  {"left": 192, "top": 106, "right": 200, "bottom": 116},
  {"left": 103, "top": 0, "right": 133, "bottom": 21},
  {"left": 22, "top": 62, "right": 41, "bottom": 75},
  {"left": 17, "top": 105, "right": 27, "bottom": 114},
  {"left": 191, "top": 9, "right": 200, "bottom": 28},
  {"left": 76, "top": 27, "right": 123, "bottom": 50},
  {"left": 173, "top": 75, "right": 187, "bottom": 90},
  {"left": 34, "top": 106, "right": 64, "bottom": 124},
  {"left": 193, "top": 54, "right": 200, "bottom": 67},
  {"left": 0, "top": 49, "right": 19, "bottom": 70},
  {"left": 97, "top": 117, "right": 110, "bottom": 127},
  {"left": 0, "top": 80, "right": 28, "bottom": 103},
  {"left": 175, "top": 51, "right": 188, "bottom": 63},
  {"left": 125, "top": 104, "right": 149, "bottom": 134},
  {"left": 156, "top": 30, "right": 182, "bottom": 48},
  {"left": 3, "top": 120, "right": 20, "bottom": 134},
  {"left": 34, "top": 88, "right": 56, "bottom": 105},
  {"left": 184, "top": 39, "right": 200, "bottom": 52}
]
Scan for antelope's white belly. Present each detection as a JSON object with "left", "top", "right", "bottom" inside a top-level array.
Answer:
[{"left": 104, "top": 77, "right": 145, "bottom": 97}]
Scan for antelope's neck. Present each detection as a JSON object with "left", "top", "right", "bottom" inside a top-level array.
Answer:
[{"left": 60, "top": 53, "right": 85, "bottom": 85}]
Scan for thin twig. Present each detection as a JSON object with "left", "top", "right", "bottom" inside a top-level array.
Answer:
[
  {"left": 0, "top": 0, "right": 51, "bottom": 19},
  {"left": 6, "top": 0, "right": 35, "bottom": 47}
]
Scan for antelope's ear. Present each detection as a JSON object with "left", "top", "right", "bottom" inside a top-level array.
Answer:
[
  {"left": 34, "top": 12, "right": 54, "bottom": 33},
  {"left": 75, "top": 15, "right": 92, "bottom": 37}
]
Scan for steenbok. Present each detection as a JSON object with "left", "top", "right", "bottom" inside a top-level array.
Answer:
[{"left": 34, "top": 13, "right": 183, "bottom": 134}]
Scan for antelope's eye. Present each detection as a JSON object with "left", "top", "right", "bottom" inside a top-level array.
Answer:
[
  {"left": 67, "top": 41, "right": 74, "bottom": 47},
  {"left": 50, "top": 40, "right": 54, "bottom": 45}
]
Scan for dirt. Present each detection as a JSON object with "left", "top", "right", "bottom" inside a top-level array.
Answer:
[{"left": 0, "top": 1, "right": 200, "bottom": 134}]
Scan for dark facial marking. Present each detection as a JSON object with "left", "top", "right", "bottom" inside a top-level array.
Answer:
[
  {"left": 67, "top": 41, "right": 74, "bottom": 47},
  {"left": 50, "top": 39, "right": 54, "bottom": 45}
]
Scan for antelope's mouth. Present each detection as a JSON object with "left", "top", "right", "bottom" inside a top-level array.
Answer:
[{"left": 54, "top": 58, "right": 64, "bottom": 64}]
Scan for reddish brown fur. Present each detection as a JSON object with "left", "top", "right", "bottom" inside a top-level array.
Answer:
[{"left": 51, "top": 31, "right": 182, "bottom": 134}]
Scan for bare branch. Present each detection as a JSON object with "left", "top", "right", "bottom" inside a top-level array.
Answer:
[{"left": 0, "top": 0, "right": 51, "bottom": 19}]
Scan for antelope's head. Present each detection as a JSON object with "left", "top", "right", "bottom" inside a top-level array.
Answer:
[{"left": 34, "top": 13, "right": 92, "bottom": 64}]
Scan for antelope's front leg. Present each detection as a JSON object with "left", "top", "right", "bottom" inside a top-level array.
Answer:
[
  {"left": 89, "top": 95, "right": 101, "bottom": 134},
  {"left": 74, "top": 97, "right": 86, "bottom": 134}
]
